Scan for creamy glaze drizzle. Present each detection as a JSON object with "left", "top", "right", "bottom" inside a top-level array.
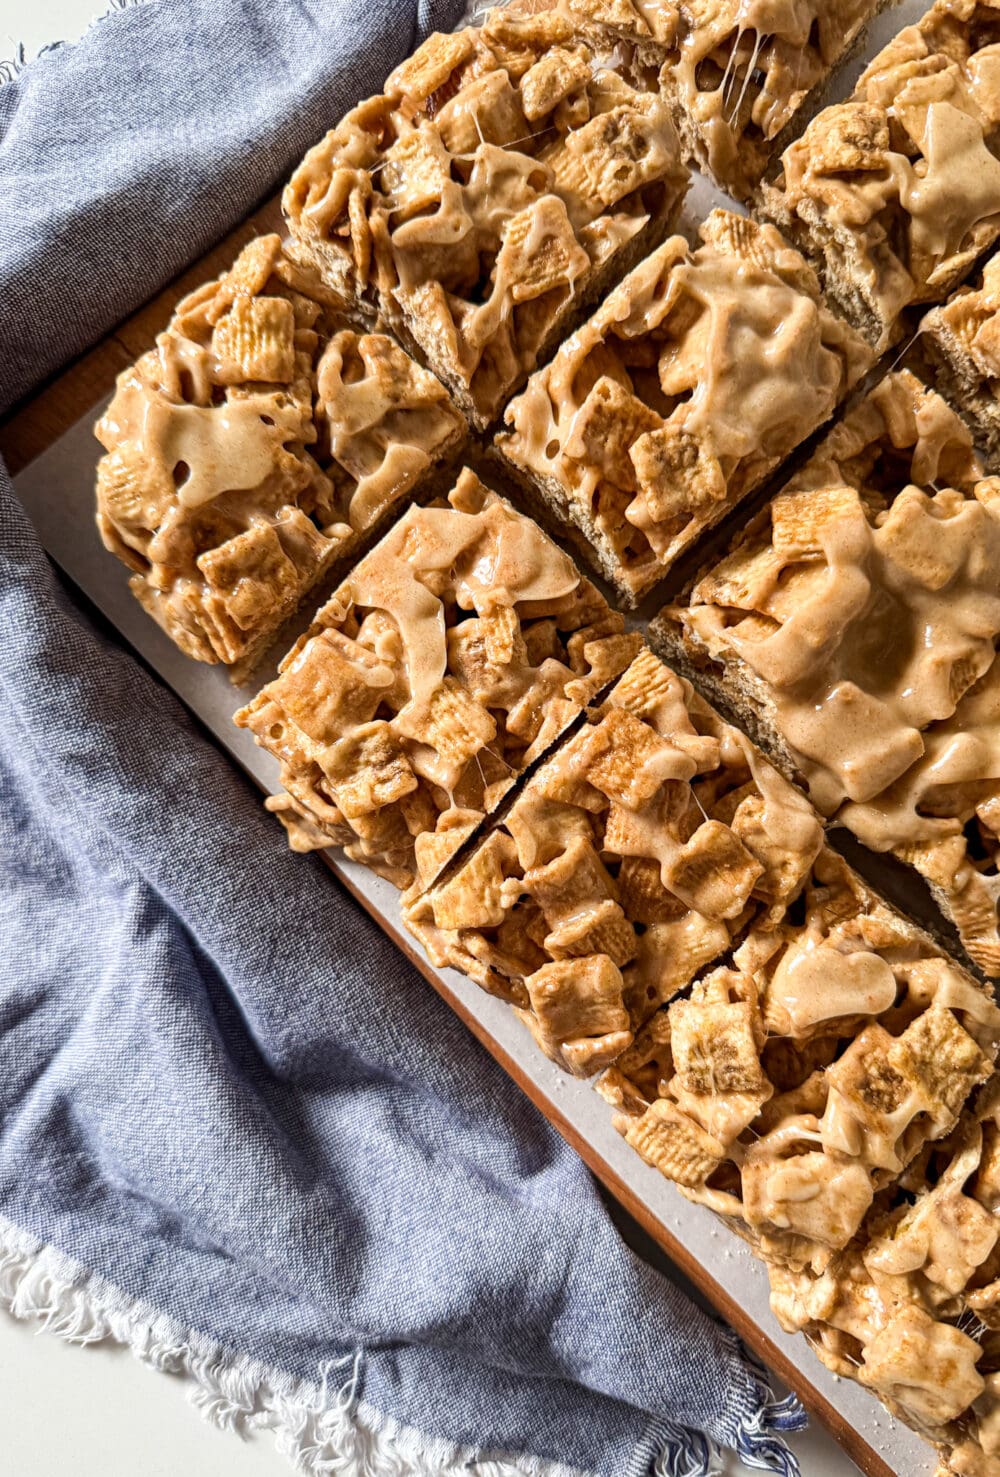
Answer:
[
  {"left": 103, "top": 380, "right": 300, "bottom": 509},
  {"left": 720, "top": 484, "right": 1000, "bottom": 817},
  {"left": 347, "top": 502, "right": 580, "bottom": 713}
]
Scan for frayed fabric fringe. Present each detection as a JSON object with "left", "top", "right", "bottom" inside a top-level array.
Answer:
[
  {"left": 648, "top": 1348, "right": 805, "bottom": 1477},
  {"left": 0, "top": 0, "right": 149, "bottom": 84},
  {"left": 0, "top": 1215, "right": 807, "bottom": 1477},
  {"left": 0, "top": 1216, "right": 586, "bottom": 1477}
]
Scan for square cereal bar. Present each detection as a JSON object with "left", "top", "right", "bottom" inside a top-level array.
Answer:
[
  {"left": 564, "top": 0, "right": 885, "bottom": 198},
  {"left": 759, "top": 0, "right": 1000, "bottom": 349},
  {"left": 601, "top": 848, "right": 999, "bottom": 1275},
  {"left": 282, "top": 10, "right": 689, "bottom": 428},
  {"left": 770, "top": 1078, "right": 1000, "bottom": 1471},
  {"left": 496, "top": 209, "right": 870, "bottom": 605},
  {"left": 404, "top": 646, "right": 826, "bottom": 1073},
  {"left": 654, "top": 370, "right": 1000, "bottom": 973},
  {"left": 923, "top": 248, "right": 1000, "bottom": 457},
  {"left": 234, "top": 468, "right": 641, "bottom": 889},
  {"left": 95, "top": 235, "right": 466, "bottom": 679}
]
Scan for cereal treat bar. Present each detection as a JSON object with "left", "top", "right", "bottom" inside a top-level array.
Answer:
[
  {"left": 655, "top": 369, "right": 1000, "bottom": 974},
  {"left": 758, "top": 0, "right": 1000, "bottom": 349},
  {"left": 564, "top": 0, "right": 884, "bottom": 198},
  {"left": 405, "top": 647, "right": 825, "bottom": 1075},
  {"left": 95, "top": 234, "right": 466, "bottom": 679},
  {"left": 234, "top": 469, "right": 640, "bottom": 889},
  {"left": 497, "top": 209, "right": 871, "bottom": 605},
  {"left": 282, "top": 10, "right": 689, "bottom": 429},
  {"left": 924, "top": 249, "right": 1000, "bottom": 459},
  {"left": 601, "top": 849, "right": 999, "bottom": 1276},
  {"left": 771, "top": 1081, "right": 1000, "bottom": 1475}
]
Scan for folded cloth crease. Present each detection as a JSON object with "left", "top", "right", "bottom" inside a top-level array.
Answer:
[{"left": 0, "top": 3, "right": 804, "bottom": 1473}]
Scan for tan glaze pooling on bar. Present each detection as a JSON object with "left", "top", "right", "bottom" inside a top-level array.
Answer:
[
  {"left": 95, "top": 235, "right": 466, "bottom": 680},
  {"left": 499, "top": 209, "right": 870, "bottom": 604}
]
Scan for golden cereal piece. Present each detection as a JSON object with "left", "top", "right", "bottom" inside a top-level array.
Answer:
[
  {"left": 860, "top": 1307, "right": 985, "bottom": 1428},
  {"left": 624, "top": 1098, "right": 726, "bottom": 1187},
  {"left": 519, "top": 48, "right": 591, "bottom": 122},
  {"left": 496, "top": 199, "right": 591, "bottom": 305},
  {"left": 323, "top": 721, "right": 418, "bottom": 821},
  {"left": 631, "top": 425, "right": 727, "bottom": 522},
  {"left": 211, "top": 295, "right": 297, "bottom": 384},
  {"left": 669, "top": 998, "right": 767, "bottom": 1096},
  {"left": 806, "top": 102, "right": 890, "bottom": 175},
  {"left": 525, "top": 954, "right": 632, "bottom": 1077},
  {"left": 385, "top": 30, "right": 476, "bottom": 103},
  {"left": 662, "top": 820, "right": 764, "bottom": 921}
]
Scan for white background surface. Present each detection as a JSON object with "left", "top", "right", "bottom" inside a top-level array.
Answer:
[
  {"left": 0, "top": 1300, "right": 858, "bottom": 1476},
  {"left": 0, "top": 1, "right": 861, "bottom": 1473}
]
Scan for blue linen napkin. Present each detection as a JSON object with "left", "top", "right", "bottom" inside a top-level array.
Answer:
[{"left": 0, "top": 4, "right": 806, "bottom": 1473}]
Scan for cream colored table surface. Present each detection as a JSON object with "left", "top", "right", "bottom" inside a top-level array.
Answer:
[{"left": 0, "top": 3, "right": 861, "bottom": 1474}]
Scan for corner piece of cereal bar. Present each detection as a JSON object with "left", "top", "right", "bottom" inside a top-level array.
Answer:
[
  {"left": 758, "top": 0, "right": 1000, "bottom": 349},
  {"left": 234, "top": 467, "right": 640, "bottom": 889},
  {"left": 95, "top": 234, "right": 467, "bottom": 680},
  {"left": 281, "top": 12, "right": 689, "bottom": 429},
  {"left": 497, "top": 209, "right": 870, "bottom": 605},
  {"left": 403, "top": 645, "right": 825, "bottom": 1072}
]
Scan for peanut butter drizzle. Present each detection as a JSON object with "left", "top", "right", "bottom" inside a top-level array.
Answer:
[
  {"left": 349, "top": 444, "right": 432, "bottom": 532},
  {"left": 316, "top": 336, "right": 459, "bottom": 532},
  {"left": 667, "top": 252, "right": 841, "bottom": 461},
  {"left": 105, "top": 379, "right": 299, "bottom": 509},
  {"left": 765, "top": 935, "right": 898, "bottom": 1034},
  {"left": 346, "top": 503, "right": 580, "bottom": 713},
  {"left": 843, "top": 659, "right": 1000, "bottom": 854},
  {"left": 720, "top": 485, "right": 1000, "bottom": 815},
  {"left": 894, "top": 101, "right": 1000, "bottom": 267},
  {"left": 729, "top": 724, "right": 824, "bottom": 858}
]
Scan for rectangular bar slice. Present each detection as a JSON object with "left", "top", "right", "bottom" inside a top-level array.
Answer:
[
  {"left": 923, "top": 249, "right": 1000, "bottom": 458},
  {"left": 282, "top": 10, "right": 689, "bottom": 429},
  {"left": 653, "top": 369, "right": 1000, "bottom": 973},
  {"left": 758, "top": 0, "right": 1000, "bottom": 349},
  {"left": 770, "top": 1080, "right": 1000, "bottom": 1475},
  {"left": 564, "top": 0, "right": 884, "bottom": 199},
  {"left": 405, "top": 646, "right": 826, "bottom": 1073},
  {"left": 234, "top": 468, "right": 641, "bottom": 889},
  {"left": 95, "top": 234, "right": 467, "bottom": 680},
  {"left": 496, "top": 208, "right": 871, "bottom": 605}
]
